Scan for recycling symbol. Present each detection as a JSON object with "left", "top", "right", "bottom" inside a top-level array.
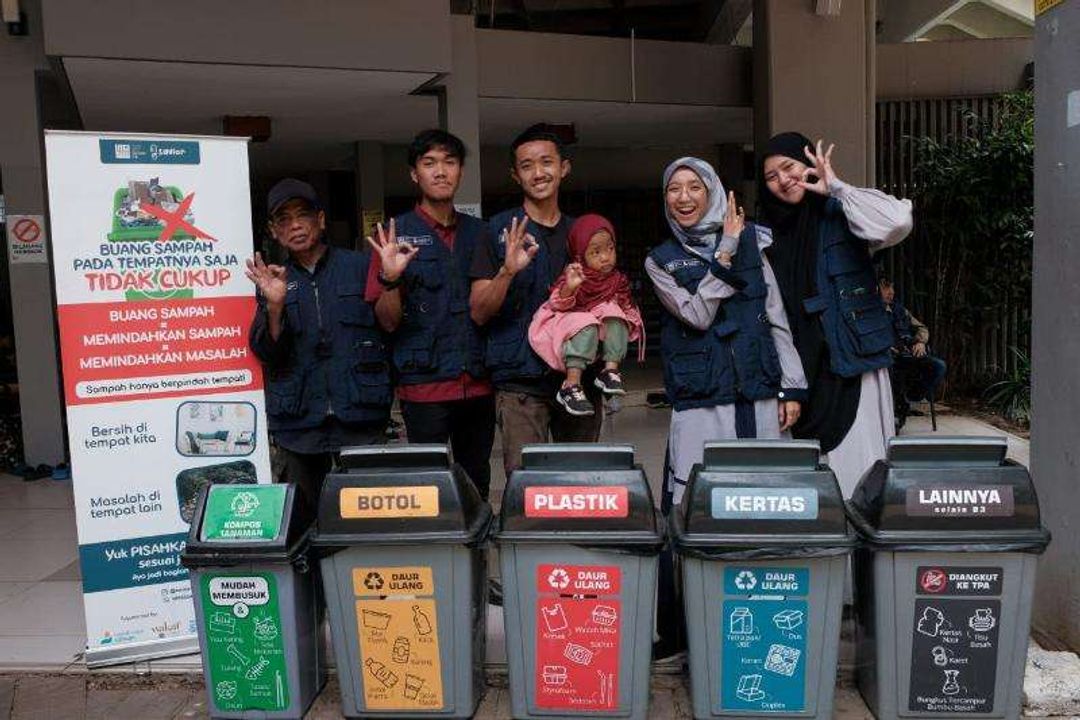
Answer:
[
  {"left": 363, "top": 572, "right": 385, "bottom": 591},
  {"left": 547, "top": 568, "right": 571, "bottom": 590},
  {"left": 734, "top": 570, "right": 758, "bottom": 591}
]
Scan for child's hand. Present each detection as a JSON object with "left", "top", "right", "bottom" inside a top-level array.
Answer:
[
  {"left": 565, "top": 263, "right": 585, "bottom": 292},
  {"left": 717, "top": 251, "right": 733, "bottom": 268}
]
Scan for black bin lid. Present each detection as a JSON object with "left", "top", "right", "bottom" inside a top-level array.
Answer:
[
  {"left": 670, "top": 440, "right": 853, "bottom": 555},
  {"left": 182, "top": 482, "right": 311, "bottom": 568},
  {"left": 495, "top": 443, "right": 662, "bottom": 548},
  {"left": 847, "top": 436, "right": 1051, "bottom": 551},
  {"left": 311, "top": 444, "right": 491, "bottom": 547}
]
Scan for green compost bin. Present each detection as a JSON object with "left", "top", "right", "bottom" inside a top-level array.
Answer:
[
  {"left": 312, "top": 444, "right": 491, "bottom": 719},
  {"left": 495, "top": 443, "right": 664, "bottom": 720},
  {"left": 848, "top": 436, "right": 1051, "bottom": 719},
  {"left": 670, "top": 440, "right": 853, "bottom": 720},
  {"left": 182, "top": 482, "right": 325, "bottom": 719}
]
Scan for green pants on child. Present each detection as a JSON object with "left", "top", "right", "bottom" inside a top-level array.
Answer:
[{"left": 563, "top": 318, "right": 629, "bottom": 370}]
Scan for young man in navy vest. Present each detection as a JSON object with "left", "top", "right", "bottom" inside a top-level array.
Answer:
[
  {"left": 469, "top": 124, "right": 602, "bottom": 477},
  {"left": 366, "top": 130, "right": 496, "bottom": 499},
  {"left": 247, "top": 179, "right": 391, "bottom": 509}
]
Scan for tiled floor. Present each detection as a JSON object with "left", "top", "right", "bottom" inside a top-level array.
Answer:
[
  {"left": 0, "top": 389, "right": 1034, "bottom": 717},
  {"left": 0, "top": 478, "right": 85, "bottom": 672}
]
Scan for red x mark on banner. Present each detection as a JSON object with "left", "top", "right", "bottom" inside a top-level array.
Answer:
[{"left": 138, "top": 192, "right": 217, "bottom": 243}]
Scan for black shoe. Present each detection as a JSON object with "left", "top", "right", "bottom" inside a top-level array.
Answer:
[
  {"left": 594, "top": 369, "right": 626, "bottom": 396},
  {"left": 556, "top": 384, "right": 595, "bottom": 416},
  {"left": 646, "top": 391, "right": 671, "bottom": 409}
]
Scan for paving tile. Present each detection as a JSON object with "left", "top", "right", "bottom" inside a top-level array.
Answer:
[
  {"left": 11, "top": 676, "right": 85, "bottom": 720},
  {"left": 0, "top": 581, "right": 85, "bottom": 636},
  {"left": 834, "top": 685, "right": 876, "bottom": 719},
  {"left": 648, "top": 687, "right": 676, "bottom": 718},
  {"left": 301, "top": 676, "right": 341, "bottom": 719},
  {"left": 0, "top": 584, "right": 33, "bottom": 605},
  {"left": 0, "top": 510, "right": 77, "bottom": 542},
  {"left": 85, "top": 688, "right": 190, "bottom": 720},
  {"left": 0, "top": 539, "right": 78, "bottom": 583},
  {"left": 146, "top": 653, "right": 203, "bottom": 672},
  {"left": 473, "top": 686, "right": 502, "bottom": 719},
  {"left": 0, "top": 478, "right": 74, "bottom": 511},
  {"left": 493, "top": 685, "right": 513, "bottom": 718},
  {"left": 671, "top": 680, "right": 694, "bottom": 719},
  {"left": 43, "top": 561, "right": 81, "bottom": 582},
  {"left": 169, "top": 691, "right": 209, "bottom": 719},
  {"left": 0, "top": 677, "right": 15, "bottom": 720},
  {"left": 0, "top": 636, "right": 86, "bottom": 670}
]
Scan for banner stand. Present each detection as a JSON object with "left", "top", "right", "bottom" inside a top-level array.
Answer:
[
  {"left": 85, "top": 636, "right": 201, "bottom": 669},
  {"left": 44, "top": 130, "right": 272, "bottom": 668}
]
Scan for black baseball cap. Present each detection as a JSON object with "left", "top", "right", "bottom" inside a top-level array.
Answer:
[{"left": 267, "top": 178, "right": 320, "bottom": 216}]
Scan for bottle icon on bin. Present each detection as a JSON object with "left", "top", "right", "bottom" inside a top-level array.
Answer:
[{"left": 412, "top": 605, "right": 433, "bottom": 636}]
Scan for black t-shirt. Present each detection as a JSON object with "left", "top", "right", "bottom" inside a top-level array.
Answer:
[
  {"left": 470, "top": 214, "right": 597, "bottom": 397},
  {"left": 469, "top": 216, "right": 569, "bottom": 281}
]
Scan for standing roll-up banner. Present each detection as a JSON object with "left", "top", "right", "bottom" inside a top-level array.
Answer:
[{"left": 44, "top": 131, "right": 272, "bottom": 667}]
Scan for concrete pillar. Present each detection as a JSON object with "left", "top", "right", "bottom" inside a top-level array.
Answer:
[
  {"left": 0, "top": 0, "right": 67, "bottom": 466},
  {"left": 355, "top": 141, "right": 385, "bottom": 243},
  {"left": 1031, "top": 1, "right": 1080, "bottom": 650},
  {"left": 445, "top": 14, "right": 482, "bottom": 216},
  {"left": 753, "top": 0, "right": 876, "bottom": 185}
]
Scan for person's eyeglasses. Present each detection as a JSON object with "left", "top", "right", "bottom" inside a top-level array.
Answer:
[{"left": 271, "top": 210, "right": 317, "bottom": 229}]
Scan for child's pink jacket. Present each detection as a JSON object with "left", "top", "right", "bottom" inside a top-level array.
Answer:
[{"left": 528, "top": 287, "right": 645, "bottom": 372}]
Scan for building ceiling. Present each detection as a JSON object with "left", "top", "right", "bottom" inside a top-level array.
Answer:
[
  {"left": 479, "top": 97, "right": 750, "bottom": 147},
  {"left": 878, "top": 0, "right": 1034, "bottom": 43},
  {"left": 62, "top": 57, "right": 441, "bottom": 174}
]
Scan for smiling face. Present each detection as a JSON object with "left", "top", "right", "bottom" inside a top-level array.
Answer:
[
  {"left": 763, "top": 154, "right": 809, "bottom": 205},
  {"left": 665, "top": 167, "right": 709, "bottom": 228},
  {"left": 511, "top": 139, "right": 570, "bottom": 202},
  {"left": 583, "top": 230, "right": 616, "bottom": 274},
  {"left": 410, "top": 146, "right": 462, "bottom": 202},
  {"left": 268, "top": 198, "right": 325, "bottom": 254}
]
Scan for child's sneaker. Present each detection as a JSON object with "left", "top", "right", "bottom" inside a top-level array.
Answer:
[
  {"left": 594, "top": 369, "right": 626, "bottom": 396},
  {"left": 556, "top": 384, "right": 595, "bottom": 416}
]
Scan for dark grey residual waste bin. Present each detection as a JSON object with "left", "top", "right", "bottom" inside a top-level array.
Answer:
[
  {"left": 670, "top": 440, "right": 854, "bottom": 720},
  {"left": 312, "top": 445, "right": 491, "bottom": 719},
  {"left": 848, "top": 436, "right": 1051, "bottom": 720},
  {"left": 182, "top": 483, "right": 325, "bottom": 719},
  {"left": 495, "top": 444, "right": 664, "bottom": 720}
]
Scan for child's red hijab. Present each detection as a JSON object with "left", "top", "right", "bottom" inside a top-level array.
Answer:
[{"left": 553, "top": 213, "right": 632, "bottom": 310}]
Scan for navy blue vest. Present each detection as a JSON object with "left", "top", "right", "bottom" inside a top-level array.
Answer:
[
  {"left": 483, "top": 208, "right": 571, "bottom": 384},
  {"left": 649, "top": 226, "right": 782, "bottom": 411},
  {"left": 391, "top": 210, "right": 487, "bottom": 385},
  {"left": 801, "top": 199, "right": 894, "bottom": 378},
  {"left": 262, "top": 246, "right": 391, "bottom": 430}
]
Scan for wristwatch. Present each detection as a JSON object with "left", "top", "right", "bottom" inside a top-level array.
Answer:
[{"left": 378, "top": 271, "right": 403, "bottom": 290}]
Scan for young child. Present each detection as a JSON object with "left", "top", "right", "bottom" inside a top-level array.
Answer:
[{"left": 528, "top": 214, "right": 644, "bottom": 416}]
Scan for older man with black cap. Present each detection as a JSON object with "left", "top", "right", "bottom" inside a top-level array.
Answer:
[{"left": 247, "top": 178, "right": 392, "bottom": 507}]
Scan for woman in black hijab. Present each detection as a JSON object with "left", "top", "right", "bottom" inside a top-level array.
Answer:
[{"left": 759, "top": 132, "right": 913, "bottom": 495}]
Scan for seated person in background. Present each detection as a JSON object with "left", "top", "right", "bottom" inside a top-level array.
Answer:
[{"left": 879, "top": 277, "right": 946, "bottom": 418}]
